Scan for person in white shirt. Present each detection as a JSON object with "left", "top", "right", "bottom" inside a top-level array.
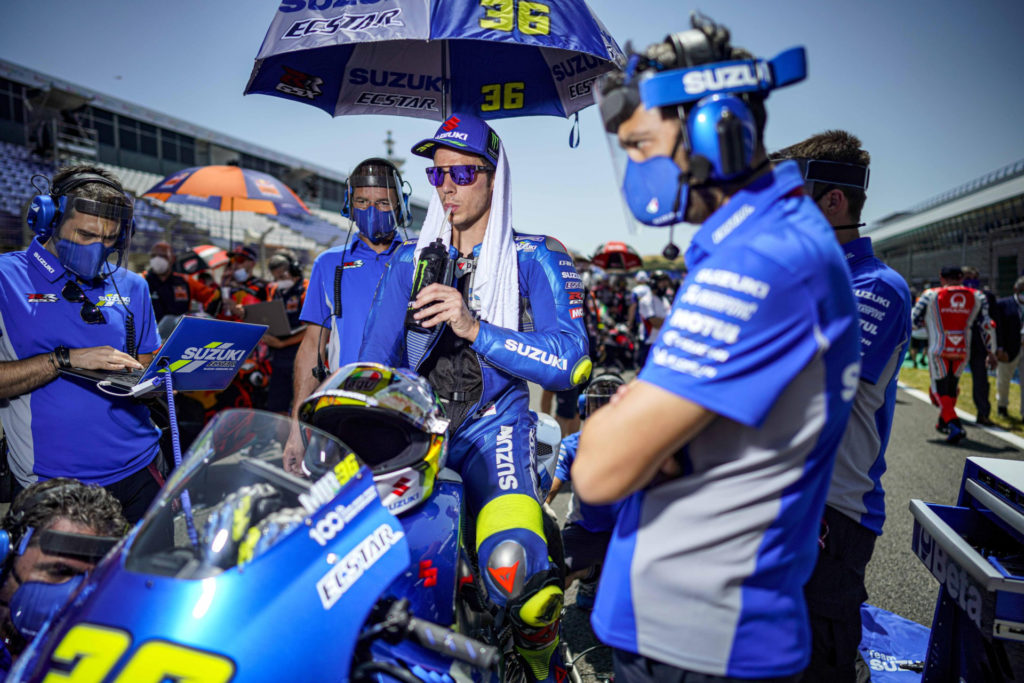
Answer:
[{"left": 637, "top": 271, "right": 672, "bottom": 366}]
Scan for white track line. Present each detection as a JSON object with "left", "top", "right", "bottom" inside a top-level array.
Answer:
[{"left": 898, "top": 382, "right": 1024, "bottom": 451}]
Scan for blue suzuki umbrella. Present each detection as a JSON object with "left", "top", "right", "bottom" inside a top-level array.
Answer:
[{"left": 244, "top": 0, "right": 624, "bottom": 121}]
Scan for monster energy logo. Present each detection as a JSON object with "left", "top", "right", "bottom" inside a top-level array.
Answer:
[{"left": 487, "top": 131, "right": 500, "bottom": 161}]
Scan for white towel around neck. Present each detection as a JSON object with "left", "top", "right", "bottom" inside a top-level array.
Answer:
[{"left": 414, "top": 142, "right": 519, "bottom": 330}]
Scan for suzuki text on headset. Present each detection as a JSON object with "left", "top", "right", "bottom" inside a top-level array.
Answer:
[
  {"left": 595, "top": 12, "right": 807, "bottom": 236},
  {"left": 27, "top": 171, "right": 135, "bottom": 283},
  {"left": 341, "top": 157, "right": 413, "bottom": 244}
]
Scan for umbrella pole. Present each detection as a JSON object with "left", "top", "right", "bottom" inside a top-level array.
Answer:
[
  {"left": 441, "top": 41, "right": 449, "bottom": 119},
  {"left": 229, "top": 196, "right": 234, "bottom": 250}
]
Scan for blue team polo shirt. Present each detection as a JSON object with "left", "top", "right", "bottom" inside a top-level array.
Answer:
[
  {"left": 591, "top": 162, "right": 861, "bottom": 678},
  {"left": 555, "top": 432, "right": 620, "bottom": 533},
  {"left": 0, "top": 239, "right": 161, "bottom": 486},
  {"left": 300, "top": 234, "right": 401, "bottom": 371},
  {"left": 829, "top": 236, "right": 910, "bottom": 535}
]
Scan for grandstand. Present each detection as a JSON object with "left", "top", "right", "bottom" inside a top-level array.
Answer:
[
  {"left": 0, "top": 58, "right": 427, "bottom": 267},
  {"left": 867, "top": 158, "right": 1024, "bottom": 295}
]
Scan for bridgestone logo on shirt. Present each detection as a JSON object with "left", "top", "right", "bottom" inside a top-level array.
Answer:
[
  {"left": 316, "top": 524, "right": 404, "bottom": 610},
  {"left": 495, "top": 425, "right": 518, "bottom": 491},
  {"left": 680, "top": 285, "right": 758, "bottom": 321},
  {"left": 668, "top": 309, "right": 740, "bottom": 345}
]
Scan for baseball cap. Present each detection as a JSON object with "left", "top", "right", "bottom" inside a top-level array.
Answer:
[
  {"left": 940, "top": 265, "right": 963, "bottom": 279},
  {"left": 229, "top": 245, "right": 259, "bottom": 262},
  {"left": 411, "top": 114, "right": 501, "bottom": 167}
]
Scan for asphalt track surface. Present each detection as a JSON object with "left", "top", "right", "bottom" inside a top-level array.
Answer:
[{"left": 530, "top": 383, "right": 1024, "bottom": 680}]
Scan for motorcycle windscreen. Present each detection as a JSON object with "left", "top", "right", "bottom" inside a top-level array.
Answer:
[{"left": 10, "top": 409, "right": 410, "bottom": 683}]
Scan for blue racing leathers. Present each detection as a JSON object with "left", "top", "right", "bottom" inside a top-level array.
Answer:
[{"left": 361, "top": 233, "right": 591, "bottom": 621}]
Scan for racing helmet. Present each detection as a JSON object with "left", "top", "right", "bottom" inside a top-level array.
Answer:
[
  {"left": 299, "top": 363, "right": 449, "bottom": 515},
  {"left": 579, "top": 372, "right": 626, "bottom": 419}
]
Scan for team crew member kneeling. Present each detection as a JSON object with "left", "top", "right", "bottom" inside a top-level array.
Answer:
[
  {"left": 0, "top": 166, "right": 163, "bottom": 523},
  {"left": 357, "top": 114, "right": 591, "bottom": 683},
  {"left": 575, "top": 15, "right": 860, "bottom": 682}
]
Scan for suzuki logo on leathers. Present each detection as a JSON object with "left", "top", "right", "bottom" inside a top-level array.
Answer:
[
  {"left": 496, "top": 425, "right": 518, "bottom": 491},
  {"left": 503, "top": 340, "right": 568, "bottom": 370}
]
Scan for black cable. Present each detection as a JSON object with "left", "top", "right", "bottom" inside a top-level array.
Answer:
[
  {"left": 314, "top": 225, "right": 353, "bottom": 381},
  {"left": 570, "top": 644, "right": 610, "bottom": 667},
  {"left": 104, "top": 262, "right": 136, "bottom": 359},
  {"left": 350, "top": 661, "right": 424, "bottom": 683}
]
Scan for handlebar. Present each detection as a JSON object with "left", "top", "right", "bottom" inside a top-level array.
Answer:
[
  {"left": 363, "top": 598, "right": 500, "bottom": 671},
  {"left": 406, "top": 615, "right": 499, "bottom": 670}
]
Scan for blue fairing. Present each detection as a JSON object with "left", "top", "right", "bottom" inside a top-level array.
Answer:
[
  {"left": 371, "top": 478, "right": 466, "bottom": 674},
  {"left": 12, "top": 468, "right": 409, "bottom": 682}
]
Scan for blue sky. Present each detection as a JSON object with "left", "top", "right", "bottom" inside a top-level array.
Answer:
[{"left": 2, "top": 0, "right": 1023, "bottom": 257}]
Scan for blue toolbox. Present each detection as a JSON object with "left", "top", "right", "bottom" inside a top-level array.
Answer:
[{"left": 910, "top": 457, "right": 1024, "bottom": 680}]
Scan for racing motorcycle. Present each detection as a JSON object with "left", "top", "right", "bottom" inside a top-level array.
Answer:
[{"left": 9, "top": 366, "right": 564, "bottom": 682}]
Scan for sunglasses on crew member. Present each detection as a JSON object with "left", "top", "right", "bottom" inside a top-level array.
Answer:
[
  {"left": 61, "top": 280, "right": 106, "bottom": 325},
  {"left": 424, "top": 165, "right": 494, "bottom": 188}
]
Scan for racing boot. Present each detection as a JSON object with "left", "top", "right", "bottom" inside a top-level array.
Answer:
[
  {"left": 510, "top": 579, "right": 567, "bottom": 683},
  {"left": 934, "top": 417, "right": 948, "bottom": 434},
  {"left": 946, "top": 419, "right": 966, "bottom": 445}
]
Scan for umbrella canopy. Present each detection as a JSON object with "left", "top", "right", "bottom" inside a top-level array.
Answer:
[
  {"left": 144, "top": 166, "right": 310, "bottom": 216},
  {"left": 591, "top": 241, "right": 642, "bottom": 270},
  {"left": 244, "top": 0, "right": 624, "bottom": 121}
]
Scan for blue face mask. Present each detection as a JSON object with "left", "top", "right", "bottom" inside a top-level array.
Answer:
[
  {"left": 10, "top": 574, "right": 85, "bottom": 640},
  {"left": 622, "top": 156, "right": 689, "bottom": 227},
  {"left": 56, "top": 239, "right": 117, "bottom": 281},
  {"left": 354, "top": 206, "right": 397, "bottom": 243}
]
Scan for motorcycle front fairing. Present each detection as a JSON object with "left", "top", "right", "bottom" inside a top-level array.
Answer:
[{"left": 11, "top": 410, "right": 410, "bottom": 683}]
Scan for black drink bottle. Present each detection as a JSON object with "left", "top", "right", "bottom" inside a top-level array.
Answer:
[{"left": 405, "top": 238, "right": 453, "bottom": 332}]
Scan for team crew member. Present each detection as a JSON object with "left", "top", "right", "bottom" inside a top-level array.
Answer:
[
  {"left": 544, "top": 374, "right": 625, "bottom": 611},
  {"left": 0, "top": 478, "right": 127, "bottom": 673},
  {"left": 0, "top": 166, "right": 162, "bottom": 522},
  {"left": 223, "top": 245, "right": 269, "bottom": 319},
  {"left": 576, "top": 17, "right": 860, "bottom": 681},
  {"left": 291, "top": 158, "right": 407, "bottom": 414},
  {"left": 355, "top": 114, "right": 590, "bottom": 683},
  {"left": 772, "top": 131, "right": 911, "bottom": 682},
  {"left": 994, "top": 276, "right": 1024, "bottom": 419},
  {"left": 143, "top": 241, "right": 220, "bottom": 320},
  {"left": 912, "top": 266, "right": 996, "bottom": 443},
  {"left": 264, "top": 250, "right": 308, "bottom": 414}
]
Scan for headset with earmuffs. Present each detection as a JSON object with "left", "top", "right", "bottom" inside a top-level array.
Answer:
[
  {"left": 27, "top": 172, "right": 136, "bottom": 249},
  {"left": 340, "top": 157, "right": 413, "bottom": 228},
  {"left": 661, "top": 16, "right": 759, "bottom": 187},
  {"left": 270, "top": 251, "right": 303, "bottom": 279}
]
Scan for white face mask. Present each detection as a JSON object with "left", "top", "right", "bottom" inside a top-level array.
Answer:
[
  {"left": 233, "top": 267, "right": 249, "bottom": 283},
  {"left": 149, "top": 256, "right": 170, "bottom": 275},
  {"left": 275, "top": 279, "right": 294, "bottom": 291}
]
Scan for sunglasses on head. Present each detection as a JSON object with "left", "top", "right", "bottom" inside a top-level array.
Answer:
[
  {"left": 424, "top": 165, "right": 493, "bottom": 188},
  {"left": 61, "top": 280, "right": 106, "bottom": 325}
]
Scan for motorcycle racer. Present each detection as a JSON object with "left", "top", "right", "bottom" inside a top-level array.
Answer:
[
  {"left": 359, "top": 114, "right": 591, "bottom": 683},
  {"left": 911, "top": 265, "right": 997, "bottom": 443}
]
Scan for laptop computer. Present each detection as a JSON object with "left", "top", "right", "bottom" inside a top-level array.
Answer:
[
  {"left": 243, "top": 300, "right": 306, "bottom": 337},
  {"left": 61, "top": 316, "right": 267, "bottom": 397}
]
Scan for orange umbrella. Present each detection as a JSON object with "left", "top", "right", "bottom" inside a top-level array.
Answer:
[{"left": 144, "top": 165, "right": 309, "bottom": 248}]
